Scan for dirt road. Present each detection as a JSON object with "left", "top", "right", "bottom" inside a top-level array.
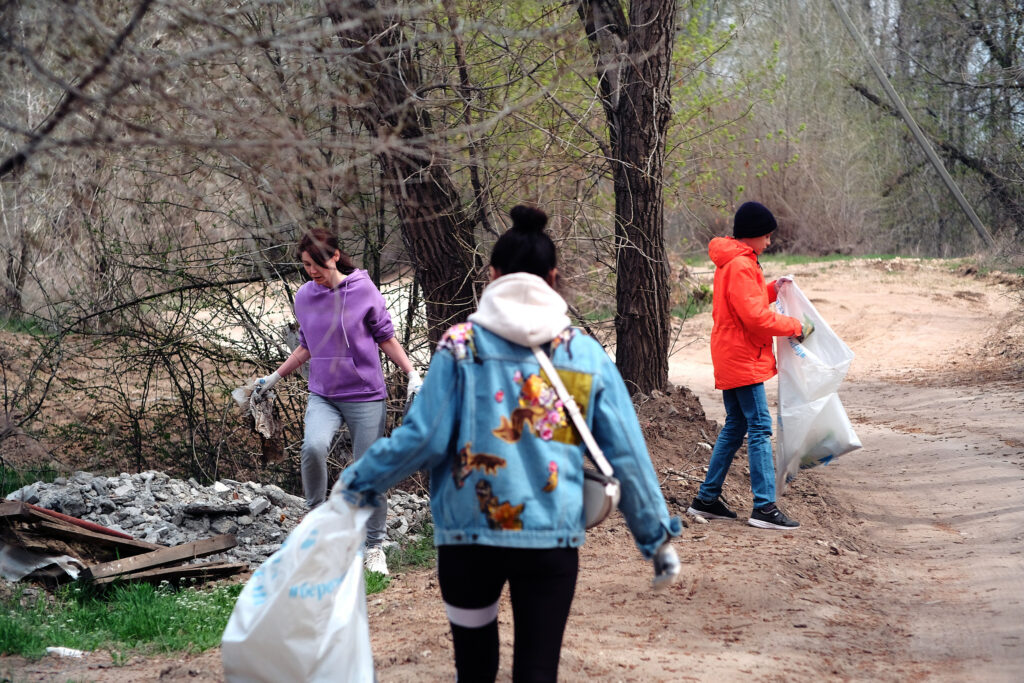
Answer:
[
  {"left": 661, "top": 258, "right": 1024, "bottom": 681},
  {"left": 365, "top": 258, "right": 1024, "bottom": 682},
  {"left": 4, "top": 258, "right": 1021, "bottom": 682}
]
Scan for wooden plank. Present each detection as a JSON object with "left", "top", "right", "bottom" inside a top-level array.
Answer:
[
  {"left": 0, "top": 518, "right": 162, "bottom": 566},
  {"left": 6, "top": 506, "right": 161, "bottom": 551},
  {"left": 0, "top": 523, "right": 93, "bottom": 563},
  {"left": 32, "top": 520, "right": 162, "bottom": 553},
  {"left": 27, "top": 503, "right": 137, "bottom": 540},
  {"left": 1, "top": 505, "right": 159, "bottom": 555},
  {"left": 91, "top": 561, "right": 246, "bottom": 586},
  {"left": 0, "top": 501, "right": 28, "bottom": 518},
  {"left": 2, "top": 501, "right": 138, "bottom": 542},
  {"left": 81, "top": 534, "right": 237, "bottom": 581}
]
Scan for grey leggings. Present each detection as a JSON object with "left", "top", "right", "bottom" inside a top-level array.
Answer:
[{"left": 301, "top": 393, "right": 387, "bottom": 545}]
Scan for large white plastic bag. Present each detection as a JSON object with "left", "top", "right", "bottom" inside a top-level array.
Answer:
[
  {"left": 775, "top": 278, "right": 861, "bottom": 493},
  {"left": 777, "top": 393, "right": 861, "bottom": 485},
  {"left": 774, "top": 277, "right": 855, "bottom": 401},
  {"left": 221, "top": 493, "right": 375, "bottom": 683}
]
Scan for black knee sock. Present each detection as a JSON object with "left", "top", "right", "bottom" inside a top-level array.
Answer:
[{"left": 450, "top": 619, "right": 499, "bottom": 682}]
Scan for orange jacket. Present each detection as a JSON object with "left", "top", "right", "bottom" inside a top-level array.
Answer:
[{"left": 708, "top": 237, "right": 802, "bottom": 390}]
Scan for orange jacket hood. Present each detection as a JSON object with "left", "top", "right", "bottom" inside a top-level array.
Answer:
[{"left": 708, "top": 237, "right": 802, "bottom": 390}]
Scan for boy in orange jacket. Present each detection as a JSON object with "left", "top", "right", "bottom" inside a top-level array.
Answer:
[{"left": 687, "top": 202, "right": 812, "bottom": 529}]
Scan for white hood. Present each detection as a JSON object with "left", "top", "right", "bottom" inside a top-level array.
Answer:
[{"left": 468, "top": 273, "right": 571, "bottom": 347}]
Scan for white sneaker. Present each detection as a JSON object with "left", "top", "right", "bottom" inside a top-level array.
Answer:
[{"left": 364, "top": 546, "right": 389, "bottom": 576}]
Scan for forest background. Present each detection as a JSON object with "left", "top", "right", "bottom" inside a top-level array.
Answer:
[{"left": 1, "top": 0, "right": 1022, "bottom": 496}]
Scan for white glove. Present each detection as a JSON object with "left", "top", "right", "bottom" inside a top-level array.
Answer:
[
  {"left": 651, "top": 542, "right": 681, "bottom": 590},
  {"left": 406, "top": 369, "right": 423, "bottom": 400},
  {"left": 251, "top": 371, "right": 281, "bottom": 403},
  {"left": 774, "top": 275, "right": 794, "bottom": 293}
]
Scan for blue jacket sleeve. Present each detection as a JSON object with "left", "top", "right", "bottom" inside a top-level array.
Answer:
[
  {"left": 588, "top": 355, "right": 682, "bottom": 559},
  {"left": 341, "top": 349, "right": 459, "bottom": 498}
]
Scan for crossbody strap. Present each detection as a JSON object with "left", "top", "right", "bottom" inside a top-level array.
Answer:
[{"left": 531, "top": 346, "right": 615, "bottom": 478}]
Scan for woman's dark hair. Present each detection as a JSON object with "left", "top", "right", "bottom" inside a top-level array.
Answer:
[
  {"left": 489, "top": 205, "right": 557, "bottom": 280},
  {"left": 297, "top": 228, "right": 355, "bottom": 275}
]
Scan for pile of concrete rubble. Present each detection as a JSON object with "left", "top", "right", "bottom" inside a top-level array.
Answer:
[{"left": 5, "top": 470, "right": 431, "bottom": 569}]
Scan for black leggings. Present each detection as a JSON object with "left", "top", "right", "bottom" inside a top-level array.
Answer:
[{"left": 437, "top": 545, "right": 579, "bottom": 683}]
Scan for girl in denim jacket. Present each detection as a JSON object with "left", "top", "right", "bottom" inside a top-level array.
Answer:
[{"left": 342, "top": 206, "right": 681, "bottom": 682}]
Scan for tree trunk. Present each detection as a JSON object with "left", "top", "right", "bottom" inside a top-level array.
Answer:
[
  {"left": 579, "top": 0, "right": 676, "bottom": 393},
  {"left": 0, "top": 232, "right": 30, "bottom": 317},
  {"left": 326, "top": 0, "right": 477, "bottom": 345}
]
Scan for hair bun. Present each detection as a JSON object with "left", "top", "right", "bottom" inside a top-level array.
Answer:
[{"left": 509, "top": 205, "right": 548, "bottom": 233}]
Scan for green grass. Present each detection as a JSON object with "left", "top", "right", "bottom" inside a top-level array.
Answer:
[
  {"left": 0, "top": 581, "right": 243, "bottom": 658},
  {"left": 365, "top": 525, "right": 438, "bottom": 592},
  {"left": 0, "top": 314, "right": 51, "bottom": 336},
  {"left": 758, "top": 252, "right": 905, "bottom": 266},
  {"left": 0, "top": 465, "right": 60, "bottom": 498},
  {"left": 0, "top": 528, "right": 437, "bottom": 658},
  {"left": 685, "top": 252, "right": 909, "bottom": 267},
  {"left": 385, "top": 525, "right": 437, "bottom": 571},
  {"left": 365, "top": 571, "right": 391, "bottom": 594}
]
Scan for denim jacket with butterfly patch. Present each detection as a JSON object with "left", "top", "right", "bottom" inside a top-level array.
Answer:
[{"left": 341, "top": 321, "right": 681, "bottom": 560}]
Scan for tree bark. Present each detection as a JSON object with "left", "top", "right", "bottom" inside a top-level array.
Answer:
[
  {"left": 326, "top": 0, "right": 477, "bottom": 345},
  {"left": 1, "top": 237, "right": 30, "bottom": 316},
  {"left": 579, "top": 0, "right": 676, "bottom": 393}
]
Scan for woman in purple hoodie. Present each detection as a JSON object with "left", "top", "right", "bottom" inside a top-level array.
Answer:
[{"left": 252, "top": 228, "right": 420, "bottom": 575}]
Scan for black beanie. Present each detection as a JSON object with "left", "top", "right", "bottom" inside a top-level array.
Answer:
[{"left": 733, "top": 201, "right": 777, "bottom": 239}]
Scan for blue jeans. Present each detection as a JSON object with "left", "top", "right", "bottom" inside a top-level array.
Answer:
[
  {"left": 697, "top": 383, "right": 776, "bottom": 509},
  {"left": 302, "top": 394, "right": 387, "bottom": 545}
]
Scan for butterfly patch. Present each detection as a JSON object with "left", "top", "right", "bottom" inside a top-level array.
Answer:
[
  {"left": 475, "top": 480, "right": 524, "bottom": 530},
  {"left": 452, "top": 442, "right": 507, "bottom": 489}
]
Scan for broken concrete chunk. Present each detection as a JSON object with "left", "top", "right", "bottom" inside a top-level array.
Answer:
[{"left": 248, "top": 497, "right": 270, "bottom": 517}]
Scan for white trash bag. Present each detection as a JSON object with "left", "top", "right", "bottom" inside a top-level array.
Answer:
[
  {"left": 775, "top": 280, "right": 854, "bottom": 402},
  {"left": 222, "top": 492, "right": 375, "bottom": 683},
  {"left": 775, "top": 278, "right": 861, "bottom": 493}
]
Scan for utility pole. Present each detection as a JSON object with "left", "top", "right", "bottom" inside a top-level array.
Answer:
[{"left": 830, "top": 0, "right": 996, "bottom": 248}]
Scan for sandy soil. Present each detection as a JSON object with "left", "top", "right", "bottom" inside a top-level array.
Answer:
[{"left": 3, "top": 258, "right": 1023, "bottom": 682}]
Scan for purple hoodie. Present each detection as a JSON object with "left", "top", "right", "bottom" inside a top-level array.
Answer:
[{"left": 294, "top": 269, "right": 395, "bottom": 401}]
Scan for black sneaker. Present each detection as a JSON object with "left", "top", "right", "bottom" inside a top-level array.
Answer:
[
  {"left": 687, "top": 496, "right": 737, "bottom": 520},
  {"left": 748, "top": 503, "right": 800, "bottom": 529}
]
